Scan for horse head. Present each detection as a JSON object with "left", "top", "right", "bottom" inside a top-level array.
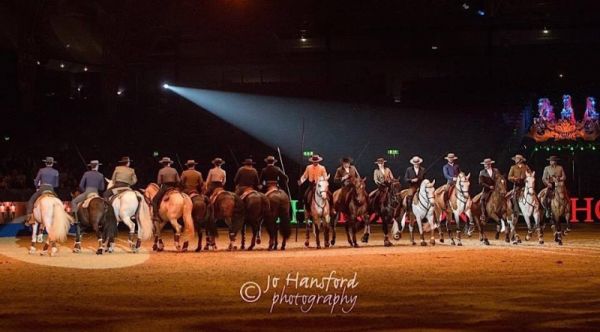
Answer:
[
  {"left": 494, "top": 174, "right": 507, "bottom": 195},
  {"left": 421, "top": 179, "right": 436, "bottom": 204},
  {"left": 457, "top": 172, "right": 471, "bottom": 198},
  {"left": 352, "top": 177, "right": 368, "bottom": 204},
  {"left": 525, "top": 171, "right": 536, "bottom": 195},
  {"left": 316, "top": 175, "right": 329, "bottom": 199},
  {"left": 555, "top": 180, "right": 567, "bottom": 199}
]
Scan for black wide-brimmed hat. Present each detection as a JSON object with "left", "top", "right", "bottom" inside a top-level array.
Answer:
[
  {"left": 159, "top": 157, "right": 173, "bottom": 164},
  {"left": 375, "top": 158, "right": 387, "bottom": 164},
  {"left": 242, "top": 158, "right": 256, "bottom": 165},
  {"left": 185, "top": 160, "right": 198, "bottom": 166},
  {"left": 309, "top": 155, "right": 323, "bottom": 163},
  {"left": 118, "top": 156, "right": 132, "bottom": 163},
  {"left": 42, "top": 156, "right": 56, "bottom": 164},
  {"left": 264, "top": 156, "right": 278, "bottom": 164},
  {"left": 547, "top": 155, "right": 560, "bottom": 161},
  {"left": 211, "top": 158, "right": 225, "bottom": 166},
  {"left": 87, "top": 160, "right": 102, "bottom": 166},
  {"left": 340, "top": 157, "right": 353, "bottom": 164}
]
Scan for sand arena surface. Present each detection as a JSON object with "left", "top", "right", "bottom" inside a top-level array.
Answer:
[{"left": 0, "top": 223, "right": 599, "bottom": 331}]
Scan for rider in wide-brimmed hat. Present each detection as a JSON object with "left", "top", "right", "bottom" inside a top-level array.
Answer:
[
  {"left": 104, "top": 156, "right": 138, "bottom": 199},
  {"left": 508, "top": 154, "right": 531, "bottom": 217},
  {"left": 442, "top": 153, "right": 461, "bottom": 204},
  {"left": 152, "top": 157, "right": 181, "bottom": 221},
  {"left": 334, "top": 156, "right": 361, "bottom": 210},
  {"left": 206, "top": 157, "right": 226, "bottom": 196},
  {"left": 541, "top": 155, "right": 567, "bottom": 219},
  {"left": 25, "top": 157, "right": 60, "bottom": 224},
  {"left": 71, "top": 160, "right": 106, "bottom": 223},
  {"left": 369, "top": 157, "right": 395, "bottom": 213},
  {"left": 298, "top": 154, "right": 330, "bottom": 214},
  {"left": 234, "top": 158, "right": 260, "bottom": 196},
  {"left": 181, "top": 160, "right": 204, "bottom": 195},
  {"left": 260, "top": 156, "right": 288, "bottom": 191},
  {"left": 404, "top": 156, "right": 426, "bottom": 217},
  {"left": 478, "top": 158, "right": 499, "bottom": 221}
]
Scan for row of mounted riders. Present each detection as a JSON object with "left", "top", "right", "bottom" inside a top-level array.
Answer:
[{"left": 26, "top": 155, "right": 570, "bottom": 256}]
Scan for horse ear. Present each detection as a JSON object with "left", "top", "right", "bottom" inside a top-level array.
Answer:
[
  {"left": 325, "top": 174, "right": 330, "bottom": 180},
  {"left": 466, "top": 173, "right": 471, "bottom": 180},
  {"left": 362, "top": 177, "right": 367, "bottom": 183},
  {"left": 531, "top": 171, "right": 535, "bottom": 177},
  {"left": 431, "top": 179, "right": 436, "bottom": 186}
]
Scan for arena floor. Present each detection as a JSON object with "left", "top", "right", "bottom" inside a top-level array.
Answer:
[{"left": 1, "top": 223, "right": 599, "bottom": 331}]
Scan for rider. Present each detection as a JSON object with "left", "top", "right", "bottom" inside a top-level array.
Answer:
[
  {"left": 71, "top": 160, "right": 105, "bottom": 222},
  {"left": 508, "top": 154, "right": 531, "bottom": 217},
  {"left": 442, "top": 153, "right": 460, "bottom": 205},
  {"left": 234, "top": 158, "right": 260, "bottom": 196},
  {"left": 103, "top": 156, "right": 137, "bottom": 199},
  {"left": 298, "top": 155, "right": 329, "bottom": 214},
  {"left": 180, "top": 160, "right": 204, "bottom": 195},
  {"left": 542, "top": 155, "right": 566, "bottom": 218},
  {"left": 25, "top": 157, "right": 59, "bottom": 224},
  {"left": 259, "top": 156, "right": 288, "bottom": 191},
  {"left": 478, "top": 158, "right": 499, "bottom": 221},
  {"left": 403, "top": 156, "right": 426, "bottom": 217},
  {"left": 152, "top": 157, "right": 180, "bottom": 220},
  {"left": 205, "top": 158, "right": 226, "bottom": 197},
  {"left": 333, "top": 157, "right": 360, "bottom": 207},
  {"left": 369, "top": 157, "right": 394, "bottom": 209}
]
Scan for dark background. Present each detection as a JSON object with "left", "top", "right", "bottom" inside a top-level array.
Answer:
[{"left": 0, "top": 0, "right": 599, "bottom": 203}]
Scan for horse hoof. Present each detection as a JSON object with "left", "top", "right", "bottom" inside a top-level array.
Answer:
[
  {"left": 457, "top": 242, "right": 463, "bottom": 246},
  {"left": 330, "top": 240, "right": 336, "bottom": 246},
  {"left": 420, "top": 241, "right": 427, "bottom": 246},
  {"left": 304, "top": 241, "right": 309, "bottom": 248},
  {"left": 539, "top": 240, "right": 544, "bottom": 245},
  {"left": 152, "top": 244, "right": 158, "bottom": 251},
  {"left": 72, "top": 248, "right": 81, "bottom": 254},
  {"left": 558, "top": 240, "right": 563, "bottom": 246},
  {"left": 361, "top": 234, "right": 369, "bottom": 243},
  {"left": 240, "top": 245, "right": 245, "bottom": 250},
  {"left": 28, "top": 247, "right": 36, "bottom": 255},
  {"left": 384, "top": 241, "right": 392, "bottom": 247},
  {"left": 325, "top": 243, "right": 330, "bottom": 248},
  {"left": 494, "top": 232, "right": 500, "bottom": 240},
  {"left": 256, "top": 238, "right": 261, "bottom": 245},
  {"left": 182, "top": 241, "right": 189, "bottom": 252},
  {"left": 525, "top": 235, "right": 531, "bottom": 241},
  {"left": 483, "top": 239, "right": 490, "bottom": 246},
  {"left": 450, "top": 241, "right": 456, "bottom": 246},
  {"left": 157, "top": 246, "right": 164, "bottom": 252},
  {"left": 430, "top": 240, "right": 436, "bottom": 246},
  {"left": 195, "top": 247, "right": 201, "bottom": 252},
  {"left": 50, "top": 247, "right": 58, "bottom": 256},
  {"left": 36, "top": 235, "right": 44, "bottom": 243},
  {"left": 439, "top": 238, "right": 444, "bottom": 243},
  {"left": 280, "top": 247, "right": 286, "bottom": 251},
  {"left": 96, "top": 248, "right": 103, "bottom": 255},
  {"left": 412, "top": 242, "right": 417, "bottom": 246},
  {"left": 504, "top": 238, "right": 510, "bottom": 243},
  {"left": 247, "top": 246, "right": 254, "bottom": 251},
  {"left": 512, "top": 241, "right": 519, "bottom": 245},
  {"left": 353, "top": 243, "right": 359, "bottom": 248},
  {"left": 316, "top": 245, "right": 321, "bottom": 249},
  {"left": 517, "top": 239, "right": 522, "bottom": 244}
]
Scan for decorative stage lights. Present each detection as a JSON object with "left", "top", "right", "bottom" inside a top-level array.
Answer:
[
  {"left": 462, "top": 3, "right": 470, "bottom": 10},
  {"left": 543, "top": 27, "right": 550, "bottom": 34},
  {"left": 83, "top": 66, "right": 88, "bottom": 72},
  {"left": 477, "top": 10, "right": 485, "bottom": 16},
  {"left": 60, "top": 63, "right": 65, "bottom": 68}
]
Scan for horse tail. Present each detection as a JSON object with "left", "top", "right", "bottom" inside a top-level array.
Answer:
[
  {"left": 136, "top": 194, "right": 154, "bottom": 241},
  {"left": 279, "top": 194, "right": 291, "bottom": 240},
  {"left": 51, "top": 198, "right": 72, "bottom": 243},
  {"left": 102, "top": 203, "right": 119, "bottom": 241},
  {"left": 231, "top": 194, "right": 245, "bottom": 234},
  {"left": 261, "top": 193, "right": 271, "bottom": 220},
  {"left": 182, "top": 194, "right": 195, "bottom": 239}
]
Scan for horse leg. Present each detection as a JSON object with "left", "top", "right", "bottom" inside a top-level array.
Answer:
[
  {"left": 121, "top": 216, "right": 138, "bottom": 253},
  {"left": 382, "top": 215, "right": 392, "bottom": 247},
  {"left": 315, "top": 221, "right": 321, "bottom": 249},
  {"left": 240, "top": 223, "right": 247, "bottom": 250},
  {"left": 227, "top": 218, "right": 238, "bottom": 251},
  {"left": 304, "top": 218, "right": 311, "bottom": 248},
  {"left": 330, "top": 213, "right": 337, "bottom": 246},
  {"left": 72, "top": 222, "right": 82, "bottom": 253},
  {"left": 361, "top": 216, "right": 370, "bottom": 243},
  {"left": 535, "top": 210, "right": 544, "bottom": 245},
  {"left": 324, "top": 216, "right": 331, "bottom": 248},
  {"left": 247, "top": 222, "right": 257, "bottom": 251},
  {"left": 553, "top": 215, "right": 563, "bottom": 245},
  {"left": 169, "top": 219, "right": 184, "bottom": 251},
  {"left": 345, "top": 220, "right": 353, "bottom": 246},
  {"left": 29, "top": 223, "right": 38, "bottom": 254},
  {"left": 416, "top": 217, "right": 426, "bottom": 246},
  {"left": 352, "top": 218, "right": 360, "bottom": 248},
  {"left": 195, "top": 222, "right": 203, "bottom": 252}
]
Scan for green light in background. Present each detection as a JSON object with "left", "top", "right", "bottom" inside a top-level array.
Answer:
[
  {"left": 387, "top": 149, "right": 399, "bottom": 156},
  {"left": 303, "top": 150, "right": 314, "bottom": 157}
]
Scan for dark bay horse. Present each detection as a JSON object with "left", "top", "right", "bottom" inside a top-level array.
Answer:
[
  {"left": 264, "top": 185, "right": 291, "bottom": 250},
  {"left": 369, "top": 180, "right": 403, "bottom": 247},
  {"left": 211, "top": 188, "right": 245, "bottom": 250},
  {"left": 240, "top": 190, "right": 270, "bottom": 251},
  {"left": 332, "top": 177, "right": 369, "bottom": 248},
  {"left": 538, "top": 179, "right": 570, "bottom": 245},
  {"left": 471, "top": 174, "right": 511, "bottom": 244},
  {"left": 190, "top": 192, "right": 217, "bottom": 251},
  {"left": 72, "top": 192, "right": 118, "bottom": 255}
]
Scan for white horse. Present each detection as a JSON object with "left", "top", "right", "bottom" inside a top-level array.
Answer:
[
  {"left": 305, "top": 175, "right": 332, "bottom": 249},
  {"left": 401, "top": 179, "right": 436, "bottom": 246},
  {"left": 106, "top": 180, "right": 154, "bottom": 252},
  {"left": 29, "top": 194, "right": 73, "bottom": 256},
  {"left": 510, "top": 171, "right": 544, "bottom": 244}
]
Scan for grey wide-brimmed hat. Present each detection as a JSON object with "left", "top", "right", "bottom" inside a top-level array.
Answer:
[
  {"left": 159, "top": 157, "right": 173, "bottom": 164},
  {"left": 264, "top": 156, "right": 278, "bottom": 164},
  {"left": 211, "top": 158, "right": 225, "bottom": 166},
  {"left": 242, "top": 158, "right": 256, "bottom": 165},
  {"left": 118, "top": 156, "right": 132, "bottom": 163},
  {"left": 87, "top": 160, "right": 102, "bottom": 166},
  {"left": 42, "top": 156, "right": 56, "bottom": 164},
  {"left": 547, "top": 155, "right": 560, "bottom": 161},
  {"left": 480, "top": 158, "right": 495, "bottom": 165},
  {"left": 511, "top": 154, "right": 526, "bottom": 162},
  {"left": 185, "top": 160, "right": 198, "bottom": 166},
  {"left": 409, "top": 156, "right": 423, "bottom": 165},
  {"left": 375, "top": 157, "right": 387, "bottom": 164},
  {"left": 309, "top": 155, "right": 323, "bottom": 163}
]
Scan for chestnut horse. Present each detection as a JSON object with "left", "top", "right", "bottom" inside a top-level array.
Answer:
[
  {"left": 263, "top": 185, "right": 291, "bottom": 250},
  {"left": 332, "top": 177, "right": 369, "bottom": 248},
  {"left": 210, "top": 188, "right": 245, "bottom": 250},
  {"left": 239, "top": 190, "right": 270, "bottom": 251},
  {"left": 538, "top": 179, "right": 570, "bottom": 245},
  {"left": 471, "top": 174, "right": 513, "bottom": 244},
  {"left": 189, "top": 192, "right": 216, "bottom": 251}
]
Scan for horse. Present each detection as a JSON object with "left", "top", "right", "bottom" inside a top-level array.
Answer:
[
  {"left": 28, "top": 193, "right": 74, "bottom": 256},
  {"left": 471, "top": 174, "right": 514, "bottom": 244},
  {"left": 143, "top": 183, "right": 195, "bottom": 252},
  {"left": 538, "top": 179, "right": 571, "bottom": 245},
  {"left": 239, "top": 189, "right": 270, "bottom": 251},
  {"left": 509, "top": 171, "right": 544, "bottom": 244},
  {"left": 400, "top": 179, "right": 436, "bottom": 246},
  {"left": 304, "top": 175, "right": 332, "bottom": 249},
  {"left": 72, "top": 191, "right": 118, "bottom": 255},
  {"left": 210, "top": 188, "right": 245, "bottom": 250},
  {"left": 370, "top": 180, "right": 403, "bottom": 246},
  {"left": 434, "top": 172, "right": 475, "bottom": 246},
  {"left": 189, "top": 192, "right": 216, "bottom": 251},
  {"left": 332, "top": 177, "right": 369, "bottom": 248},
  {"left": 263, "top": 184, "right": 291, "bottom": 250},
  {"left": 106, "top": 180, "right": 154, "bottom": 252}
]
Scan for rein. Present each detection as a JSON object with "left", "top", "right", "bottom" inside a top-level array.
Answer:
[{"left": 417, "top": 185, "right": 434, "bottom": 211}]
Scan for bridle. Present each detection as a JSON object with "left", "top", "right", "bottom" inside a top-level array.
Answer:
[
  {"left": 455, "top": 176, "right": 469, "bottom": 209},
  {"left": 313, "top": 179, "right": 328, "bottom": 209},
  {"left": 417, "top": 183, "right": 434, "bottom": 211},
  {"left": 519, "top": 176, "right": 537, "bottom": 208}
]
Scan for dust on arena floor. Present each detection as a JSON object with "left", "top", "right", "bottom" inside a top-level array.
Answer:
[{"left": 0, "top": 223, "right": 599, "bottom": 331}]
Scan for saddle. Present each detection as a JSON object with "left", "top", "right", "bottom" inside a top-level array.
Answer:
[
  {"left": 161, "top": 187, "right": 180, "bottom": 202},
  {"left": 265, "top": 185, "right": 280, "bottom": 197},
  {"left": 33, "top": 191, "right": 58, "bottom": 209},
  {"left": 81, "top": 192, "right": 101, "bottom": 209},
  {"left": 210, "top": 188, "right": 228, "bottom": 205},
  {"left": 240, "top": 188, "right": 258, "bottom": 201}
]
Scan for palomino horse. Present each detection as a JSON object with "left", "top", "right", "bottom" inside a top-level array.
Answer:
[
  {"left": 239, "top": 190, "right": 270, "bottom": 251},
  {"left": 72, "top": 191, "right": 118, "bottom": 255},
  {"left": 304, "top": 175, "right": 332, "bottom": 249},
  {"left": 210, "top": 188, "right": 245, "bottom": 250},
  {"left": 190, "top": 192, "right": 216, "bottom": 251},
  {"left": 400, "top": 179, "right": 436, "bottom": 246},
  {"left": 434, "top": 173, "right": 475, "bottom": 246},
  {"left": 471, "top": 174, "right": 513, "bottom": 244},
  {"left": 144, "top": 183, "right": 194, "bottom": 252},
  {"left": 370, "top": 180, "right": 403, "bottom": 246},
  {"left": 263, "top": 184, "right": 291, "bottom": 251},
  {"left": 29, "top": 193, "right": 74, "bottom": 256},
  {"left": 332, "top": 177, "right": 369, "bottom": 248},
  {"left": 538, "top": 180, "right": 570, "bottom": 245},
  {"left": 106, "top": 180, "right": 154, "bottom": 252},
  {"left": 510, "top": 171, "right": 544, "bottom": 244}
]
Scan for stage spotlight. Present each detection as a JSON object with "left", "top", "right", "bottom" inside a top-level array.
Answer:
[
  {"left": 542, "top": 27, "right": 549, "bottom": 34},
  {"left": 60, "top": 63, "right": 65, "bottom": 68},
  {"left": 477, "top": 10, "right": 485, "bottom": 16},
  {"left": 163, "top": 83, "right": 170, "bottom": 89},
  {"left": 36, "top": 60, "right": 41, "bottom": 65},
  {"left": 300, "top": 37, "right": 307, "bottom": 42},
  {"left": 559, "top": 73, "right": 564, "bottom": 78},
  {"left": 83, "top": 66, "right": 88, "bottom": 72}
]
